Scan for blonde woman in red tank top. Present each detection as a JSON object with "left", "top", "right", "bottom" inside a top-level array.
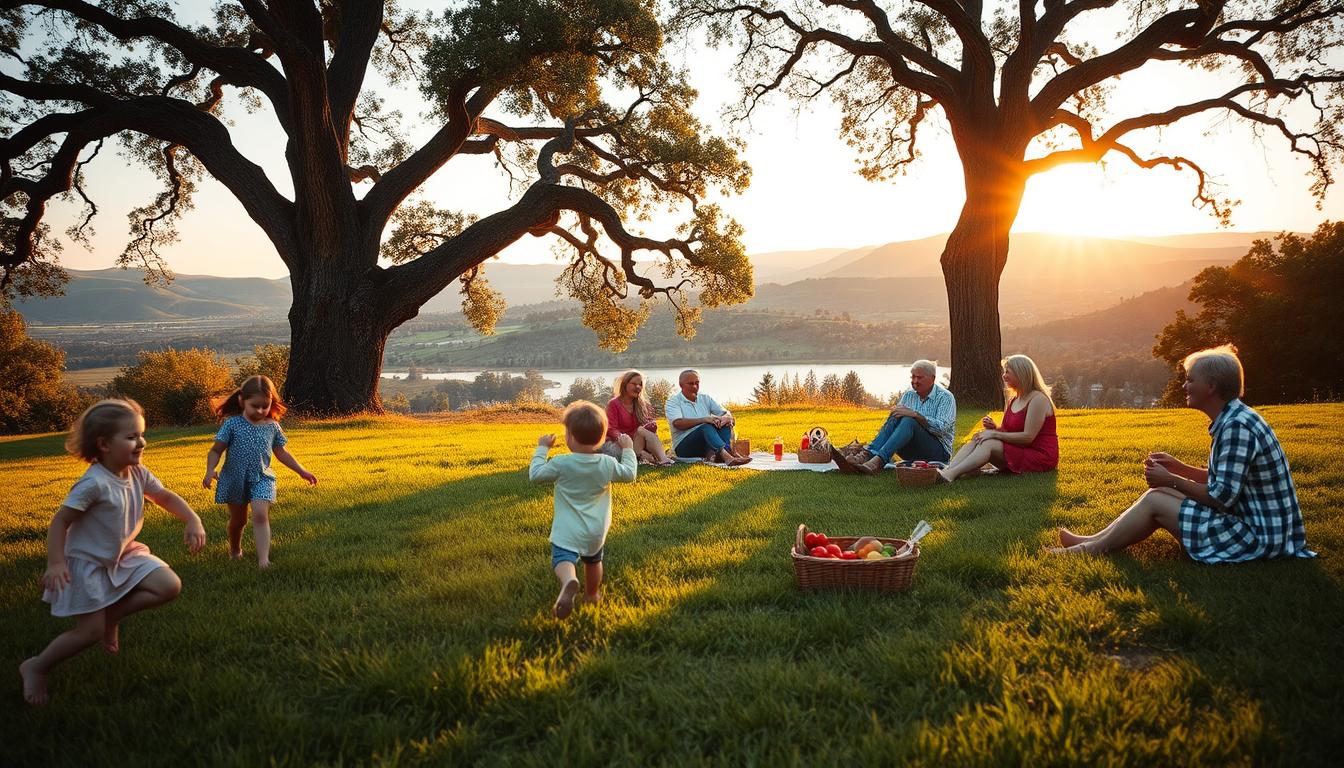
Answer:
[{"left": 938, "top": 355, "right": 1058, "bottom": 483}]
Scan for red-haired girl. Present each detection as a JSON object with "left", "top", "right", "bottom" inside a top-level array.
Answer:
[{"left": 203, "top": 375, "right": 315, "bottom": 568}]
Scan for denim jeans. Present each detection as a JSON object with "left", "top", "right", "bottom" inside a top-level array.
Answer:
[
  {"left": 674, "top": 423, "right": 735, "bottom": 458},
  {"left": 551, "top": 543, "right": 604, "bottom": 569},
  {"left": 866, "top": 414, "right": 950, "bottom": 463}
]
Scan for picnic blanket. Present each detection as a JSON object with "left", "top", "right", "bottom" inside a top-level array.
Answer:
[{"left": 675, "top": 452, "right": 837, "bottom": 472}]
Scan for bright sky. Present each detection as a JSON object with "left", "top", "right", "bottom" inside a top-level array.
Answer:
[{"left": 38, "top": 3, "right": 1344, "bottom": 279}]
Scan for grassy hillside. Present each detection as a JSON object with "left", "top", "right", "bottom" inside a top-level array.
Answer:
[{"left": 2, "top": 405, "right": 1340, "bottom": 765}]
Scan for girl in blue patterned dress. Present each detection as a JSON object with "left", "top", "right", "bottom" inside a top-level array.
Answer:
[
  {"left": 203, "top": 376, "right": 316, "bottom": 568},
  {"left": 1051, "top": 345, "right": 1314, "bottom": 562}
]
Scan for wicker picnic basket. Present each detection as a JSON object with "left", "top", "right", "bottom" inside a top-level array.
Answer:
[
  {"left": 797, "top": 445, "right": 832, "bottom": 464},
  {"left": 894, "top": 461, "right": 943, "bottom": 488},
  {"left": 791, "top": 524, "right": 920, "bottom": 592}
]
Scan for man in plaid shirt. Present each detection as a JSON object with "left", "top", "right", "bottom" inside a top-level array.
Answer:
[{"left": 1051, "top": 345, "right": 1314, "bottom": 561}]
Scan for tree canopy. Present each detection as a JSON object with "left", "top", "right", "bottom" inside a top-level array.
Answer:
[
  {"left": 1154, "top": 220, "right": 1344, "bottom": 404},
  {"left": 1, "top": 0, "right": 755, "bottom": 413}
]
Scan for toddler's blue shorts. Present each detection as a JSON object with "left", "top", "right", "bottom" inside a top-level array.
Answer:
[{"left": 551, "top": 543, "right": 604, "bottom": 569}]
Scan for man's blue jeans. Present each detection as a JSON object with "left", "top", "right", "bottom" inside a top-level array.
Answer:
[
  {"left": 674, "top": 423, "right": 735, "bottom": 458},
  {"left": 866, "top": 414, "right": 949, "bottom": 464}
]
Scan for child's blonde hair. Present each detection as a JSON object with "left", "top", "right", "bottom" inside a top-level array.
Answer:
[
  {"left": 563, "top": 401, "right": 607, "bottom": 447},
  {"left": 65, "top": 398, "right": 144, "bottom": 463},
  {"left": 214, "top": 375, "right": 288, "bottom": 420}
]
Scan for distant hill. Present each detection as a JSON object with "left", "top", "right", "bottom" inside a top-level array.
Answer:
[
  {"left": 16, "top": 269, "right": 292, "bottom": 324},
  {"left": 1006, "top": 282, "right": 1197, "bottom": 346},
  {"left": 824, "top": 232, "right": 1246, "bottom": 279},
  {"left": 17, "top": 231, "right": 1259, "bottom": 325}
]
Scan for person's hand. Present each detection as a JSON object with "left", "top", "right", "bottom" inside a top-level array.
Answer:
[
  {"left": 538, "top": 434, "right": 556, "bottom": 449},
  {"left": 1147, "top": 452, "right": 1178, "bottom": 469},
  {"left": 202, "top": 470, "right": 216, "bottom": 489},
  {"left": 972, "top": 430, "right": 996, "bottom": 444},
  {"left": 299, "top": 469, "right": 318, "bottom": 486},
  {"left": 617, "top": 433, "right": 634, "bottom": 450},
  {"left": 183, "top": 518, "right": 207, "bottom": 554},
  {"left": 642, "top": 421, "right": 657, "bottom": 433},
  {"left": 1144, "top": 460, "right": 1176, "bottom": 489},
  {"left": 41, "top": 562, "right": 71, "bottom": 593},
  {"left": 981, "top": 415, "right": 997, "bottom": 430}
]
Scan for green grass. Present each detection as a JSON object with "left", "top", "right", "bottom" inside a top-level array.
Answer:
[{"left": 2, "top": 405, "right": 1342, "bottom": 766}]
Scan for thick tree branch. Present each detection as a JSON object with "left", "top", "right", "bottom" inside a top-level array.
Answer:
[
  {"left": 325, "top": 0, "right": 383, "bottom": 144},
  {"left": 1031, "top": 3, "right": 1222, "bottom": 124},
  {"left": 0, "top": 0, "right": 291, "bottom": 118},
  {"left": 0, "top": 75, "right": 297, "bottom": 265}
]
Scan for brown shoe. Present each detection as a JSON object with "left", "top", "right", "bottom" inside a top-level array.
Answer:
[
  {"left": 831, "top": 445, "right": 862, "bottom": 474},
  {"left": 856, "top": 456, "right": 885, "bottom": 475}
]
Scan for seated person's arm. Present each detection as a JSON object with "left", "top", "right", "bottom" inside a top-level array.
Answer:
[{"left": 995, "top": 396, "right": 1048, "bottom": 446}]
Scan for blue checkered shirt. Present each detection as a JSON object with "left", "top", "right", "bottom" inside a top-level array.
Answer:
[
  {"left": 899, "top": 383, "right": 957, "bottom": 458},
  {"left": 1179, "top": 399, "right": 1314, "bottom": 564}
]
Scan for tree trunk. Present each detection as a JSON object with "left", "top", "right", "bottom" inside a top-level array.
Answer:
[
  {"left": 283, "top": 252, "right": 396, "bottom": 415},
  {"left": 941, "top": 157, "right": 1026, "bottom": 408}
]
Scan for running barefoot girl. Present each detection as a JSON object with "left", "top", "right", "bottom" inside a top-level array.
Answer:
[
  {"left": 20, "top": 398, "right": 206, "bottom": 706},
  {"left": 204, "top": 375, "right": 316, "bottom": 568}
]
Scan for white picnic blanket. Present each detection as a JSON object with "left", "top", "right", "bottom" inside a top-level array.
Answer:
[{"left": 676, "top": 452, "right": 837, "bottom": 472}]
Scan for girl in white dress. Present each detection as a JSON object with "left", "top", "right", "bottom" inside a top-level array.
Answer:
[{"left": 19, "top": 399, "right": 206, "bottom": 706}]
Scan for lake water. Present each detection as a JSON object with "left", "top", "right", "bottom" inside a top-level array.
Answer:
[{"left": 384, "top": 363, "right": 950, "bottom": 405}]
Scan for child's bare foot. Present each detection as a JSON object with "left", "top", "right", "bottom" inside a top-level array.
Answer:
[
  {"left": 936, "top": 469, "right": 953, "bottom": 484},
  {"left": 229, "top": 548, "right": 244, "bottom": 560},
  {"left": 1057, "top": 527, "right": 1090, "bottom": 547},
  {"left": 102, "top": 619, "right": 120, "bottom": 654},
  {"left": 582, "top": 591, "right": 602, "bottom": 605},
  {"left": 258, "top": 559, "right": 272, "bottom": 569},
  {"left": 553, "top": 579, "right": 580, "bottom": 619},
  {"left": 19, "top": 658, "right": 48, "bottom": 706}
]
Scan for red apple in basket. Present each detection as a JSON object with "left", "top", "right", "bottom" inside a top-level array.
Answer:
[
  {"left": 814, "top": 533, "right": 829, "bottom": 546},
  {"left": 804, "top": 532, "right": 819, "bottom": 547},
  {"left": 914, "top": 461, "right": 929, "bottom": 468},
  {"left": 825, "top": 543, "right": 843, "bottom": 558},
  {"left": 810, "top": 546, "right": 828, "bottom": 557}
]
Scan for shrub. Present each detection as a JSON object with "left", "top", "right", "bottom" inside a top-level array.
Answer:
[
  {"left": 235, "top": 344, "right": 289, "bottom": 392},
  {"left": 110, "top": 348, "right": 234, "bottom": 425},
  {"left": 0, "top": 310, "right": 93, "bottom": 434}
]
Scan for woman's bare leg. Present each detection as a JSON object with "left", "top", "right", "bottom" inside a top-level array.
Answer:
[
  {"left": 1058, "top": 487, "right": 1185, "bottom": 546},
  {"left": 637, "top": 427, "right": 671, "bottom": 463},
  {"left": 940, "top": 439, "right": 1006, "bottom": 482},
  {"left": 1052, "top": 489, "right": 1184, "bottom": 555}
]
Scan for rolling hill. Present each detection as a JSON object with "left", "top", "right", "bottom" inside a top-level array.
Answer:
[{"left": 15, "top": 231, "right": 1261, "bottom": 326}]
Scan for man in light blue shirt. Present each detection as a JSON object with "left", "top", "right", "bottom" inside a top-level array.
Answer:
[
  {"left": 845, "top": 360, "right": 956, "bottom": 473},
  {"left": 665, "top": 369, "right": 752, "bottom": 465}
]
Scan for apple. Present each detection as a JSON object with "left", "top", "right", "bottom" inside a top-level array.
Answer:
[
  {"left": 810, "top": 546, "right": 829, "bottom": 557},
  {"left": 804, "top": 532, "right": 819, "bottom": 547},
  {"left": 825, "top": 543, "right": 843, "bottom": 558}
]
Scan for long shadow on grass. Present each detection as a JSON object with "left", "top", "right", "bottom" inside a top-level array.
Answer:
[
  {"left": 1102, "top": 554, "right": 1344, "bottom": 764},
  {"left": 340, "top": 465, "right": 1065, "bottom": 764}
]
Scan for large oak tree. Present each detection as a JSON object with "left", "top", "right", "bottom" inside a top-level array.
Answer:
[
  {"left": 676, "top": 0, "right": 1343, "bottom": 405},
  {"left": 1, "top": 0, "right": 753, "bottom": 414}
]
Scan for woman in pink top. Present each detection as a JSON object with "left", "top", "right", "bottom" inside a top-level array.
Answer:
[
  {"left": 939, "top": 354, "right": 1058, "bottom": 483},
  {"left": 605, "top": 370, "right": 674, "bottom": 466}
]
